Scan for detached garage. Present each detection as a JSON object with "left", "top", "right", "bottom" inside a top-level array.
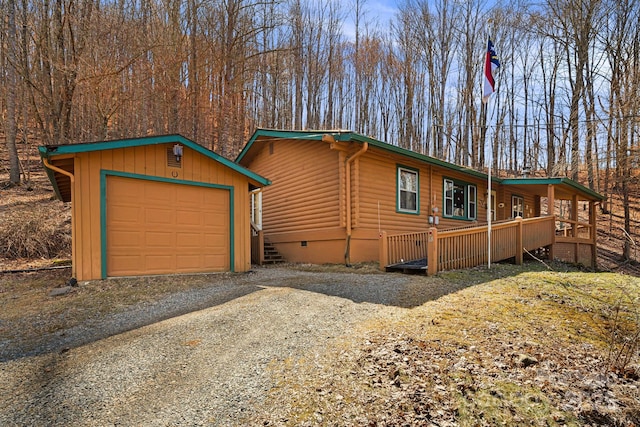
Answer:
[{"left": 39, "top": 134, "right": 270, "bottom": 281}]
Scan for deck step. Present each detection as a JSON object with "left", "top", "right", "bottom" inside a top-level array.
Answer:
[
  {"left": 385, "top": 258, "right": 427, "bottom": 274},
  {"left": 263, "top": 241, "right": 285, "bottom": 264}
]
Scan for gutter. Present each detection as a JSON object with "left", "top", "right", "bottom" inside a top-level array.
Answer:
[
  {"left": 42, "top": 157, "right": 76, "bottom": 279},
  {"left": 344, "top": 141, "right": 369, "bottom": 266}
]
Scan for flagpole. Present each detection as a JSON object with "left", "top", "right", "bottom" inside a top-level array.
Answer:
[
  {"left": 487, "top": 106, "right": 492, "bottom": 269},
  {"left": 483, "top": 38, "right": 499, "bottom": 270}
]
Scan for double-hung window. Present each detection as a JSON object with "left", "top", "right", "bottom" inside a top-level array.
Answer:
[
  {"left": 397, "top": 166, "right": 419, "bottom": 214},
  {"left": 444, "top": 178, "right": 477, "bottom": 220},
  {"left": 512, "top": 195, "right": 524, "bottom": 218}
]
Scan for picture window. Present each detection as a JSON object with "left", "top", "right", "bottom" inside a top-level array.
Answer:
[{"left": 444, "top": 178, "right": 477, "bottom": 220}]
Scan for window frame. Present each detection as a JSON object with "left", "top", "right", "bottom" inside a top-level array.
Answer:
[
  {"left": 396, "top": 165, "right": 420, "bottom": 215},
  {"left": 443, "top": 177, "right": 477, "bottom": 221}
]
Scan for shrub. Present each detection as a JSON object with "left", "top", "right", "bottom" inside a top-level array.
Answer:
[{"left": 602, "top": 291, "right": 640, "bottom": 376}]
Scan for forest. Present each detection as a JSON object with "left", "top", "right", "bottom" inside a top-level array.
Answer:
[{"left": 1, "top": 0, "right": 639, "bottom": 259}]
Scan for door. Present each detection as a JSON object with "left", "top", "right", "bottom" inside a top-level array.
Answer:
[{"left": 105, "top": 176, "right": 230, "bottom": 276}]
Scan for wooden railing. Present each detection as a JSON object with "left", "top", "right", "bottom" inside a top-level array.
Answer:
[
  {"left": 380, "top": 216, "right": 562, "bottom": 275},
  {"left": 553, "top": 218, "right": 597, "bottom": 267},
  {"left": 555, "top": 218, "right": 594, "bottom": 240},
  {"left": 523, "top": 216, "right": 556, "bottom": 251},
  {"left": 378, "top": 231, "right": 428, "bottom": 266}
]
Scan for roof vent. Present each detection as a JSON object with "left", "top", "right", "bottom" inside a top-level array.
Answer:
[{"left": 167, "top": 147, "right": 182, "bottom": 168}]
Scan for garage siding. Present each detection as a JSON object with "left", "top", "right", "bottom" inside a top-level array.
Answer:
[{"left": 43, "top": 137, "right": 264, "bottom": 281}]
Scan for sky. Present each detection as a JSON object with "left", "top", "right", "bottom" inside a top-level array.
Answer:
[{"left": 341, "top": 0, "right": 400, "bottom": 40}]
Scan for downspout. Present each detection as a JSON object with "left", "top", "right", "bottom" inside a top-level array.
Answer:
[
  {"left": 42, "top": 157, "right": 76, "bottom": 279},
  {"left": 344, "top": 142, "right": 368, "bottom": 266}
]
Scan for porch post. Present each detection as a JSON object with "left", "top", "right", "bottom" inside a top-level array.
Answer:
[
  {"left": 590, "top": 201, "right": 597, "bottom": 268},
  {"left": 379, "top": 231, "right": 388, "bottom": 271},
  {"left": 547, "top": 184, "right": 556, "bottom": 262},
  {"left": 547, "top": 184, "right": 555, "bottom": 215},
  {"left": 572, "top": 194, "right": 579, "bottom": 263},
  {"left": 516, "top": 216, "right": 523, "bottom": 265},
  {"left": 427, "top": 227, "right": 438, "bottom": 276},
  {"left": 571, "top": 194, "right": 579, "bottom": 238}
]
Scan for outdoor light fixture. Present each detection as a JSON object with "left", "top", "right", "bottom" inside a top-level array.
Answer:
[{"left": 173, "top": 144, "right": 183, "bottom": 162}]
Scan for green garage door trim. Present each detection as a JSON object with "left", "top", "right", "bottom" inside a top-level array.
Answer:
[{"left": 100, "top": 170, "right": 235, "bottom": 279}]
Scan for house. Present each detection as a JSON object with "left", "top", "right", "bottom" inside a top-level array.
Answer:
[
  {"left": 236, "top": 129, "right": 604, "bottom": 273},
  {"left": 40, "top": 134, "right": 270, "bottom": 281}
]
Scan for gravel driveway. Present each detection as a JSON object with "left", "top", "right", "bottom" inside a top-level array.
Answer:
[{"left": 1, "top": 267, "right": 422, "bottom": 426}]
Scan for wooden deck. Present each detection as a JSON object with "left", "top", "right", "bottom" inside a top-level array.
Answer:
[{"left": 380, "top": 215, "right": 597, "bottom": 275}]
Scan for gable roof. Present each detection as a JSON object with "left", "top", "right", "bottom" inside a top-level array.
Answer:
[
  {"left": 237, "top": 128, "right": 494, "bottom": 181},
  {"left": 238, "top": 128, "right": 604, "bottom": 202},
  {"left": 40, "top": 134, "right": 270, "bottom": 202}
]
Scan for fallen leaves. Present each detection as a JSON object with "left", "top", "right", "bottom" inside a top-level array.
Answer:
[{"left": 249, "top": 270, "right": 640, "bottom": 426}]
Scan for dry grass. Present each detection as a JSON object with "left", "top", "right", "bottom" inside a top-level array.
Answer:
[
  {"left": 0, "top": 269, "right": 237, "bottom": 346},
  {"left": 0, "top": 171, "right": 71, "bottom": 269},
  {"left": 250, "top": 267, "right": 640, "bottom": 426},
  {"left": 0, "top": 204, "right": 71, "bottom": 260}
]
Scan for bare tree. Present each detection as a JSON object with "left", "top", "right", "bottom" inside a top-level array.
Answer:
[
  {"left": 401, "top": 0, "right": 456, "bottom": 159},
  {"left": 391, "top": 5, "right": 427, "bottom": 151},
  {"left": 536, "top": 28, "right": 562, "bottom": 176},
  {"left": 602, "top": 0, "right": 640, "bottom": 260},
  {"left": 454, "top": 0, "right": 484, "bottom": 167},
  {"left": 4, "top": 0, "right": 20, "bottom": 184},
  {"left": 188, "top": 0, "right": 200, "bottom": 141},
  {"left": 546, "top": 0, "right": 603, "bottom": 180}
]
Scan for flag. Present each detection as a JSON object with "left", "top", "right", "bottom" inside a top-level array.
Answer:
[{"left": 482, "top": 39, "right": 500, "bottom": 103}]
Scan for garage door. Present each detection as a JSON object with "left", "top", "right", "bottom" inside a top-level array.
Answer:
[{"left": 106, "top": 176, "right": 230, "bottom": 276}]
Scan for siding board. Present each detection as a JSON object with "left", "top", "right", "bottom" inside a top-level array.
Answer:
[{"left": 246, "top": 139, "right": 341, "bottom": 234}]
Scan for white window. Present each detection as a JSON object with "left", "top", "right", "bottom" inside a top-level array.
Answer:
[
  {"left": 468, "top": 185, "right": 477, "bottom": 220},
  {"left": 398, "top": 167, "right": 418, "bottom": 213},
  {"left": 490, "top": 190, "right": 497, "bottom": 221},
  {"left": 444, "top": 178, "right": 477, "bottom": 220},
  {"left": 250, "top": 189, "right": 262, "bottom": 228},
  {"left": 512, "top": 195, "right": 524, "bottom": 218},
  {"left": 444, "top": 179, "right": 454, "bottom": 217}
]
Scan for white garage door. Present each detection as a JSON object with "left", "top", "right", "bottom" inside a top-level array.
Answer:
[{"left": 106, "top": 176, "right": 230, "bottom": 276}]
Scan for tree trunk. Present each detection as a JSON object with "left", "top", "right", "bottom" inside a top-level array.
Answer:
[{"left": 5, "top": 0, "right": 21, "bottom": 185}]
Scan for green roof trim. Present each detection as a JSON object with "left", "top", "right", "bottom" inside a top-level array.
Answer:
[
  {"left": 39, "top": 134, "right": 271, "bottom": 187},
  {"left": 237, "top": 129, "right": 332, "bottom": 161},
  {"left": 348, "top": 133, "right": 494, "bottom": 180},
  {"left": 501, "top": 177, "right": 605, "bottom": 201},
  {"left": 237, "top": 128, "right": 499, "bottom": 182}
]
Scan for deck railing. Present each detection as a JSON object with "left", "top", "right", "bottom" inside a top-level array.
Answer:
[
  {"left": 378, "top": 231, "right": 428, "bottom": 266},
  {"left": 380, "top": 216, "right": 563, "bottom": 275},
  {"left": 553, "top": 217, "right": 597, "bottom": 267}
]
